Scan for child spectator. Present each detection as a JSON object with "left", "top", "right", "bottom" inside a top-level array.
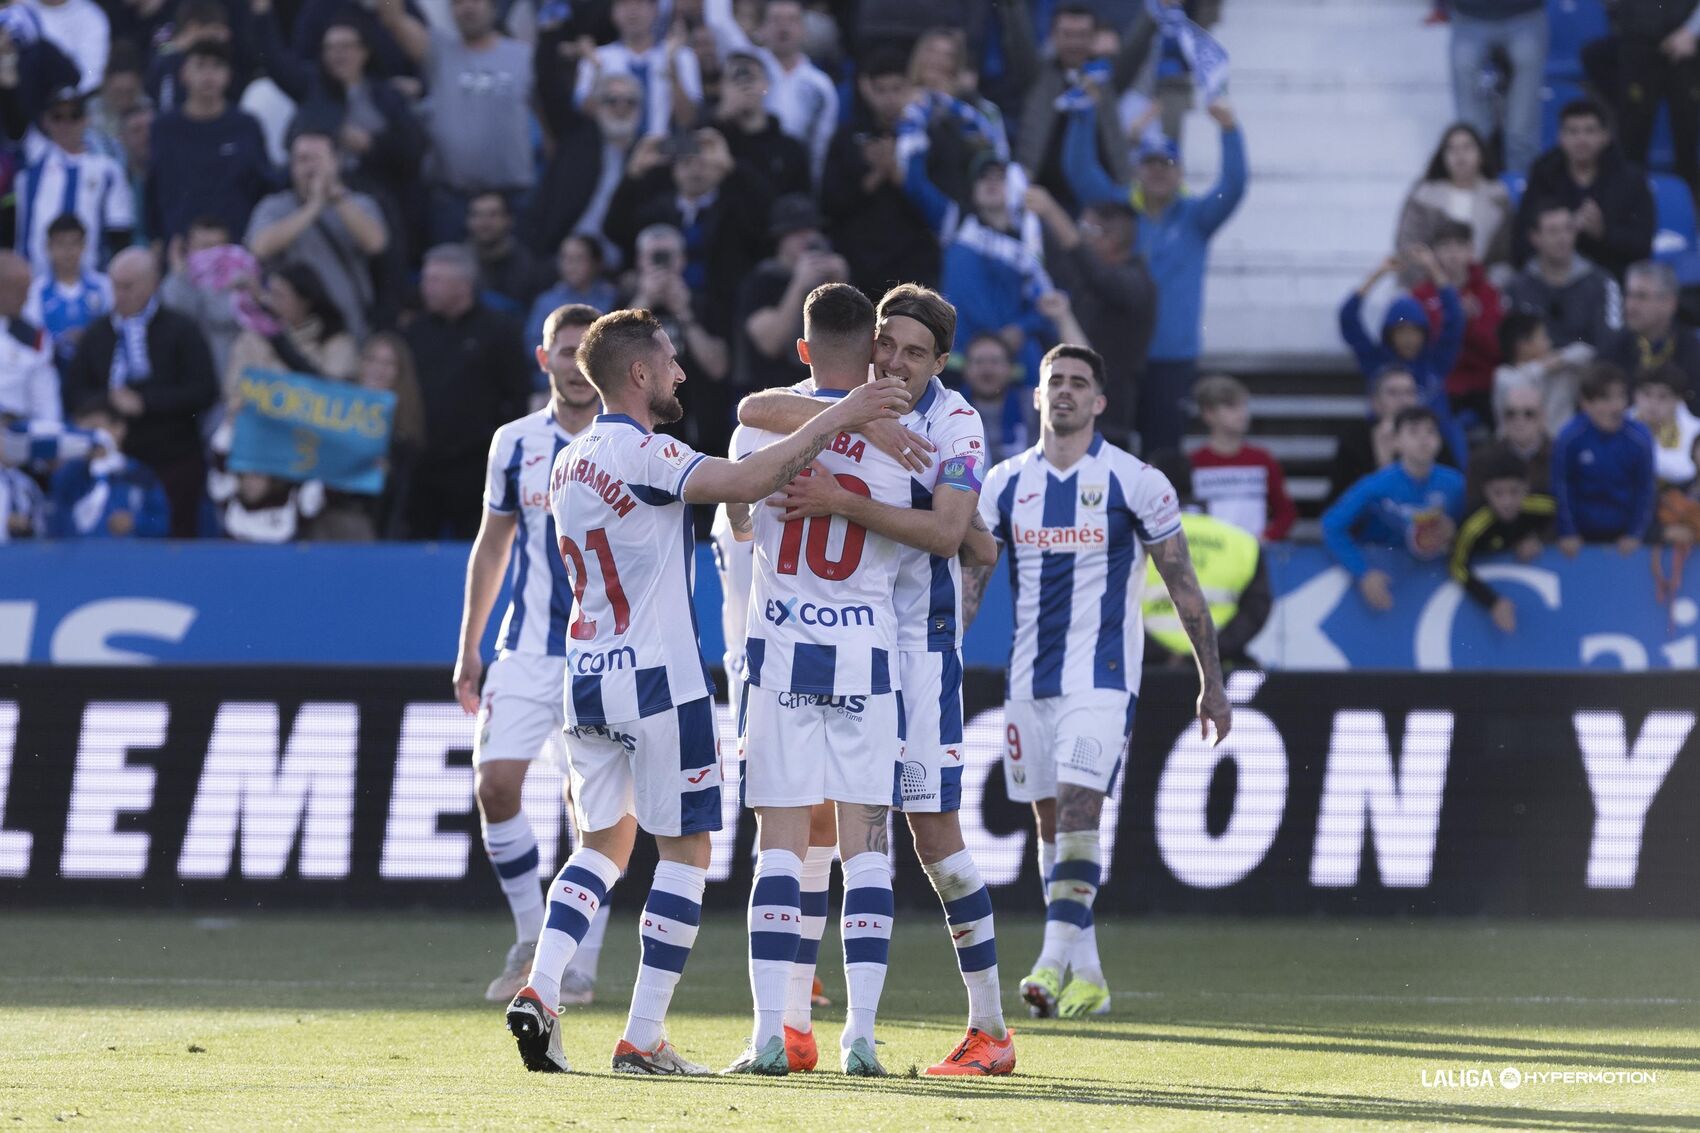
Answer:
[
  {"left": 1322, "top": 406, "right": 1467, "bottom": 613},
  {"left": 1449, "top": 450, "right": 1555, "bottom": 634},
  {"left": 1493, "top": 310, "right": 1594, "bottom": 438},
  {"left": 47, "top": 396, "right": 170, "bottom": 538},
  {"left": 957, "top": 331, "right": 1030, "bottom": 465},
  {"left": 1631, "top": 365, "right": 1700, "bottom": 490},
  {"left": 1189, "top": 374, "right": 1296, "bottom": 540},
  {"left": 1339, "top": 247, "right": 1468, "bottom": 463},
  {"left": 1413, "top": 220, "right": 1502, "bottom": 426},
  {"left": 23, "top": 215, "right": 113, "bottom": 374},
  {"left": 524, "top": 235, "right": 617, "bottom": 352},
  {"left": 1553, "top": 363, "right": 1657, "bottom": 554},
  {"left": 1330, "top": 365, "right": 1421, "bottom": 500}
]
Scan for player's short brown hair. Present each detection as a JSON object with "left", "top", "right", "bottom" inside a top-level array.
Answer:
[
  {"left": 1041, "top": 343, "right": 1105, "bottom": 390},
  {"left": 1193, "top": 373, "right": 1250, "bottom": 410},
  {"left": 541, "top": 303, "right": 601, "bottom": 351},
  {"left": 877, "top": 282, "right": 956, "bottom": 358},
  {"left": 575, "top": 308, "right": 664, "bottom": 397}
]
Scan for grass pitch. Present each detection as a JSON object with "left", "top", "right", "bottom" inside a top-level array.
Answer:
[{"left": 2, "top": 912, "right": 1698, "bottom": 1131}]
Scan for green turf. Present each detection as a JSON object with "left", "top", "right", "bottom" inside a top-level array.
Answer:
[{"left": 2, "top": 912, "right": 1698, "bottom": 1131}]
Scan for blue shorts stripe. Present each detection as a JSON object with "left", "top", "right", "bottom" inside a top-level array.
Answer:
[
  {"left": 844, "top": 937, "right": 890, "bottom": 965},
  {"left": 1045, "top": 899, "right": 1093, "bottom": 928},
  {"left": 895, "top": 688, "right": 906, "bottom": 741},
  {"left": 679, "top": 785, "right": 722, "bottom": 834},
  {"left": 799, "top": 889, "right": 830, "bottom": 917},
  {"left": 491, "top": 846, "right": 540, "bottom": 880},
  {"left": 890, "top": 761, "right": 903, "bottom": 809},
  {"left": 640, "top": 937, "right": 693, "bottom": 974},
  {"left": 940, "top": 763, "right": 963, "bottom": 812},
  {"left": 676, "top": 697, "right": 716, "bottom": 769},
  {"left": 943, "top": 887, "right": 993, "bottom": 925},
  {"left": 746, "top": 638, "right": 766, "bottom": 686},
  {"left": 752, "top": 875, "right": 801, "bottom": 906},
  {"left": 794, "top": 937, "right": 821, "bottom": 965},
  {"left": 871, "top": 648, "right": 890, "bottom": 693},
  {"left": 1048, "top": 859, "right": 1100, "bottom": 886},
  {"left": 545, "top": 902, "right": 590, "bottom": 940},
  {"left": 644, "top": 889, "right": 702, "bottom": 926},
  {"left": 955, "top": 938, "right": 998, "bottom": 973},
  {"left": 843, "top": 886, "right": 895, "bottom": 917},
  {"left": 560, "top": 865, "right": 609, "bottom": 902},
  {"left": 937, "top": 649, "right": 964, "bottom": 745},
  {"left": 750, "top": 930, "right": 801, "bottom": 962}
]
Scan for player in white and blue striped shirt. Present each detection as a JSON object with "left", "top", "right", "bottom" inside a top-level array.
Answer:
[
  {"left": 454, "top": 305, "right": 607, "bottom": 1009},
  {"left": 503, "top": 305, "right": 905, "bottom": 1076},
  {"left": 965, "top": 343, "right": 1232, "bottom": 1021}
]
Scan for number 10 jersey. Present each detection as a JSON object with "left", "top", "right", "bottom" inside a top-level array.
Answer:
[
  {"left": 729, "top": 390, "right": 914, "bottom": 697},
  {"left": 546, "top": 413, "right": 715, "bottom": 726}
]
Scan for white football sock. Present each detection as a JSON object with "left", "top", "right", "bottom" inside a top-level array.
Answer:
[
  {"left": 565, "top": 901, "right": 611, "bottom": 982},
  {"left": 529, "top": 846, "right": 621, "bottom": 1009},
  {"left": 923, "top": 848, "right": 1004, "bottom": 1038},
  {"left": 840, "top": 851, "right": 894, "bottom": 1052},
  {"left": 1037, "top": 831, "right": 1100, "bottom": 974},
  {"left": 748, "top": 848, "right": 803, "bottom": 1047},
  {"left": 785, "top": 845, "right": 833, "bottom": 1033},
  {"left": 481, "top": 813, "right": 545, "bottom": 944},
  {"left": 623, "top": 860, "right": 706, "bottom": 1051}
]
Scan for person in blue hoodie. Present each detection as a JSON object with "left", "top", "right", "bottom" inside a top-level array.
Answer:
[
  {"left": 1552, "top": 362, "right": 1657, "bottom": 555},
  {"left": 1322, "top": 406, "right": 1467, "bottom": 614},
  {"left": 1339, "top": 248, "right": 1469, "bottom": 465},
  {"left": 48, "top": 396, "right": 171, "bottom": 539},
  {"left": 1062, "top": 97, "right": 1247, "bottom": 455}
]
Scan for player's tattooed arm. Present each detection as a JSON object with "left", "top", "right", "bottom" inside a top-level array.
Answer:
[
  {"left": 1149, "top": 530, "right": 1233, "bottom": 744},
  {"left": 961, "top": 560, "right": 995, "bottom": 629},
  {"left": 726, "top": 501, "right": 754, "bottom": 541}
]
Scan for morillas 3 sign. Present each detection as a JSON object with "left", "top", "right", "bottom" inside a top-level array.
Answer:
[{"left": 1, "top": 667, "right": 1695, "bottom": 916}]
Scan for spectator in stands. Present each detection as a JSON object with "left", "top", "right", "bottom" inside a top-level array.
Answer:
[
  {"left": 251, "top": 6, "right": 426, "bottom": 223},
  {"left": 1447, "top": 0, "right": 1547, "bottom": 175},
  {"left": 1322, "top": 406, "right": 1467, "bottom": 613},
  {"left": 1189, "top": 374, "right": 1297, "bottom": 541},
  {"left": 0, "top": 6, "right": 81, "bottom": 142},
  {"left": 524, "top": 236, "right": 617, "bottom": 360},
  {"left": 160, "top": 218, "right": 245, "bottom": 384},
  {"left": 1600, "top": 260, "right": 1700, "bottom": 407},
  {"left": 626, "top": 223, "right": 731, "bottom": 423},
  {"left": 226, "top": 263, "right": 359, "bottom": 394},
  {"left": 247, "top": 128, "right": 388, "bottom": 344},
  {"left": 1064, "top": 99, "right": 1247, "bottom": 454},
  {"left": 1012, "top": 3, "right": 1140, "bottom": 209},
  {"left": 208, "top": 459, "right": 327, "bottom": 542},
  {"left": 1142, "top": 448, "right": 1272, "bottom": 669},
  {"left": 1611, "top": 0, "right": 1700, "bottom": 194},
  {"left": 147, "top": 40, "right": 273, "bottom": 244},
  {"left": 15, "top": 86, "right": 134, "bottom": 274},
  {"left": 1632, "top": 364, "right": 1700, "bottom": 488},
  {"left": 118, "top": 104, "right": 151, "bottom": 244},
  {"left": 87, "top": 44, "right": 146, "bottom": 160},
  {"left": 1494, "top": 306, "right": 1596, "bottom": 437},
  {"left": 1504, "top": 200, "right": 1623, "bottom": 351},
  {"left": 526, "top": 71, "right": 645, "bottom": 261},
  {"left": 1469, "top": 381, "right": 1553, "bottom": 504},
  {"left": 401, "top": 244, "right": 531, "bottom": 540},
  {"left": 606, "top": 125, "right": 770, "bottom": 340},
  {"left": 1024, "top": 185, "right": 1155, "bottom": 451},
  {"left": 715, "top": 47, "right": 810, "bottom": 200},
  {"left": 903, "top": 142, "right": 1055, "bottom": 387},
  {"left": 145, "top": 0, "right": 245, "bottom": 115},
  {"left": 48, "top": 396, "right": 170, "bottom": 539},
  {"left": 24, "top": 215, "right": 113, "bottom": 374},
  {"left": 575, "top": 0, "right": 702, "bottom": 139},
  {"left": 956, "top": 331, "right": 1029, "bottom": 464},
  {"left": 355, "top": 330, "right": 424, "bottom": 538},
  {"left": 1553, "top": 363, "right": 1656, "bottom": 553},
  {"left": 906, "top": 25, "right": 1013, "bottom": 160},
  {"left": 1415, "top": 220, "right": 1503, "bottom": 426},
  {"left": 464, "top": 190, "right": 548, "bottom": 317},
  {"left": 64, "top": 248, "right": 218, "bottom": 536},
  {"left": 820, "top": 46, "right": 937, "bottom": 298},
  {"left": 1330, "top": 365, "right": 1422, "bottom": 501},
  {"left": 32, "top": 0, "right": 109, "bottom": 97},
  {"left": 293, "top": 0, "right": 424, "bottom": 82},
  {"left": 378, "top": 0, "right": 535, "bottom": 244},
  {"left": 737, "top": 193, "right": 849, "bottom": 396},
  {"left": 1513, "top": 99, "right": 1655, "bottom": 279},
  {"left": 1449, "top": 449, "right": 1555, "bottom": 634},
  {"left": 711, "top": 0, "right": 838, "bottom": 185},
  {"left": 1396, "top": 123, "right": 1511, "bottom": 273},
  {"left": 0, "top": 250, "right": 58, "bottom": 424},
  {"left": 1340, "top": 247, "right": 1468, "bottom": 463}
]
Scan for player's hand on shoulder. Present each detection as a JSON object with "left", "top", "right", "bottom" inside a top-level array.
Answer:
[
  {"left": 828, "top": 376, "right": 908, "bottom": 429},
  {"left": 767, "top": 461, "right": 842, "bottom": 521},
  {"left": 863, "top": 416, "right": 935, "bottom": 473}
]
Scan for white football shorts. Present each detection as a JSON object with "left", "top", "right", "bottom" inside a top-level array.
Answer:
[
  {"left": 474, "top": 651, "right": 567, "bottom": 767},
  {"left": 1000, "top": 691, "right": 1136, "bottom": 803},
  {"left": 563, "top": 697, "right": 723, "bottom": 837},
  {"left": 893, "top": 649, "right": 967, "bottom": 813},
  {"left": 738, "top": 686, "right": 903, "bottom": 808}
]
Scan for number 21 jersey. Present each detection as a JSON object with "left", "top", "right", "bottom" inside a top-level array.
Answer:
[
  {"left": 729, "top": 390, "right": 913, "bottom": 696},
  {"left": 547, "top": 413, "right": 715, "bottom": 726}
]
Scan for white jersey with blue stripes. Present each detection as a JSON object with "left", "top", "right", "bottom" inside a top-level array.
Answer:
[
  {"left": 483, "top": 408, "right": 582, "bottom": 658},
  {"left": 547, "top": 413, "right": 715, "bottom": 725},
  {"left": 730, "top": 388, "right": 912, "bottom": 696},
  {"left": 894, "top": 378, "right": 987, "bottom": 652},
  {"left": 977, "top": 434, "right": 1183, "bottom": 700}
]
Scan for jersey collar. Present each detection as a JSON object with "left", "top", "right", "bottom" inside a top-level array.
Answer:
[
  {"left": 595, "top": 413, "right": 649, "bottom": 433},
  {"left": 810, "top": 387, "right": 850, "bottom": 399},
  {"left": 911, "top": 378, "right": 940, "bottom": 416}
]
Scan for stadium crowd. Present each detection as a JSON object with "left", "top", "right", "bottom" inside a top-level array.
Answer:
[{"left": 0, "top": 0, "right": 1698, "bottom": 615}]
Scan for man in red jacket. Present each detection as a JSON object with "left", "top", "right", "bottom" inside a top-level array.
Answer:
[{"left": 1414, "top": 220, "right": 1503, "bottom": 427}]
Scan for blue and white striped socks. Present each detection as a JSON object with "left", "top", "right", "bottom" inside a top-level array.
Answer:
[
  {"left": 749, "top": 848, "right": 803, "bottom": 1047},
  {"left": 923, "top": 848, "right": 1004, "bottom": 1037},
  {"left": 529, "top": 847, "right": 621, "bottom": 1008},
  {"left": 623, "top": 860, "right": 707, "bottom": 1051},
  {"left": 1038, "top": 835, "right": 1103, "bottom": 978},
  {"left": 481, "top": 814, "right": 545, "bottom": 943},
  {"left": 840, "top": 851, "right": 894, "bottom": 1052},
  {"left": 1038, "top": 831, "right": 1100, "bottom": 974},
  {"left": 785, "top": 845, "right": 834, "bottom": 1033}
]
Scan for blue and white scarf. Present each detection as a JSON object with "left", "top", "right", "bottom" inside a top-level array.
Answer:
[
  {"left": 108, "top": 296, "right": 158, "bottom": 390},
  {"left": 1145, "top": 0, "right": 1230, "bottom": 100}
]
